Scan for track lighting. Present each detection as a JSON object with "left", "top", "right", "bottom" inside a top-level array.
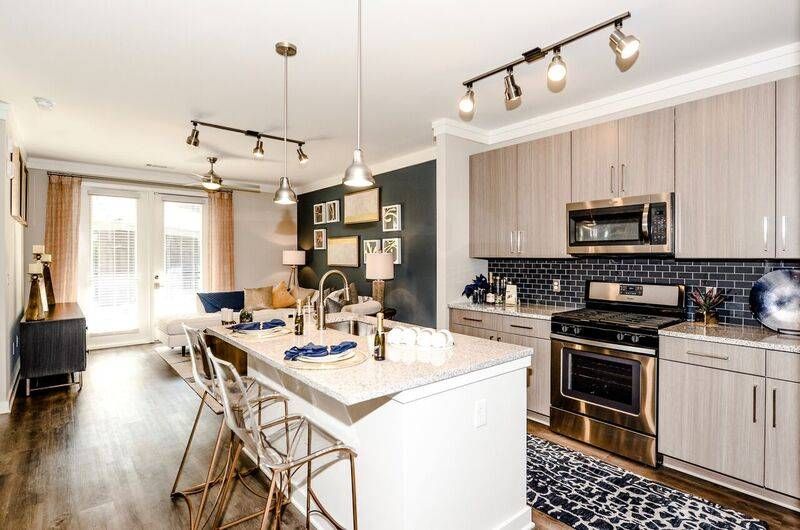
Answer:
[
  {"left": 609, "top": 22, "right": 639, "bottom": 60},
  {"left": 297, "top": 145, "right": 309, "bottom": 165},
  {"left": 547, "top": 48, "right": 567, "bottom": 82},
  {"left": 503, "top": 69, "right": 522, "bottom": 110},
  {"left": 458, "top": 86, "right": 476, "bottom": 120},
  {"left": 186, "top": 124, "right": 199, "bottom": 147},
  {"left": 252, "top": 138, "right": 264, "bottom": 159}
]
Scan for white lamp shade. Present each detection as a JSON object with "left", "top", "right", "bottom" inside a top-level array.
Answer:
[
  {"left": 366, "top": 252, "right": 394, "bottom": 280},
  {"left": 282, "top": 250, "right": 306, "bottom": 266}
]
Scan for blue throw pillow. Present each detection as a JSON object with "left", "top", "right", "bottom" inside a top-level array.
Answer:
[{"left": 197, "top": 291, "right": 245, "bottom": 313}]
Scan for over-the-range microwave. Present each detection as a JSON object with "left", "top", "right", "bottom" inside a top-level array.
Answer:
[{"left": 566, "top": 192, "right": 674, "bottom": 255}]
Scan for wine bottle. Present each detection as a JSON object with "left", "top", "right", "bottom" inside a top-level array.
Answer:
[
  {"left": 374, "top": 312, "right": 386, "bottom": 361},
  {"left": 294, "top": 299, "right": 304, "bottom": 335},
  {"left": 486, "top": 272, "right": 496, "bottom": 304}
]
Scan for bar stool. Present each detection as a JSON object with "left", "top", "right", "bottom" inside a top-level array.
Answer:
[
  {"left": 172, "top": 325, "right": 289, "bottom": 530},
  {"left": 208, "top": 353, "right": 359, "bottom": 530}
]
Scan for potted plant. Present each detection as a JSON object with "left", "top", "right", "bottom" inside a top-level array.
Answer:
[
  {"left": 462, "top": 274, "right": 490, "bottom": 303},
  {"left": 689, "top": 287, "right": 726, "bottom": 326}
]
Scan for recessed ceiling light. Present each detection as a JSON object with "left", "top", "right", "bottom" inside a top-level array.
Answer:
[{"left": 33, "top": 96, "right": 55, "bottom": 110}]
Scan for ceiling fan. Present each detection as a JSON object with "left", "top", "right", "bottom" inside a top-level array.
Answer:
[{"left": 184, "top": 156, "right": 259, "bottom": 193}]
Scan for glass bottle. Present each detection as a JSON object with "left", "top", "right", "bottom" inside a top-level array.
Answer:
[{"left": 374, "top": 312, "right": 386, "bottom": 361}]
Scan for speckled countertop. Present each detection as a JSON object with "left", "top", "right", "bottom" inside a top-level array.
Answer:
[
  {"left": 448, "top": 300, "right": 570, "bottom": 320},
  {"left": 660, "top": 322, "right": 800, "bottom": 354},
  {"left": 206, "top": 312, "right": 534, "bottom": 406}
]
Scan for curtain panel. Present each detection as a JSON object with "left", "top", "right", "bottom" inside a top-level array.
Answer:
[
  {"left": 44, "top": 174, "right": 82, "bottom": 302},
  {"left": 207, "top": 190, "right": 235, "bottom": 291}
]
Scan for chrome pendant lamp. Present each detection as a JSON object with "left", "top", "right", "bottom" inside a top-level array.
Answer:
[
  {"left": 342, "top": 0, "right": 375, "bottom": 188},
  {"left": 273, "top": 42, "right": 298, "bottom": 205}
]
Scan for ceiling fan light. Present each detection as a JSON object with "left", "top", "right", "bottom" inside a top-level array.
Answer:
[
  {"left": 297, "top": 146, "right": 309, "bottom": 165},
  {"left": 202, "top": 177, "right": 221, "bottom": 191},
  {"left": 610, "top": 27, "right": 639, "bottom": 60},
  {"left": 547, "top": 52, "right": 567, "bottom": 82},
  {"left": 273, "top": 176, "right": 297, "bottom": 204},
  {"left": 343, "top": 148, "right": 375, "bottom": 188},
  {"left": 186, "top": 125, "right": 200, "bottom": 147},
  {"left": 503, "top": 70, "right": 522, "bottom": 110},
  {"left": 253, "top": 138, "right": 264, "bottom": 158}
]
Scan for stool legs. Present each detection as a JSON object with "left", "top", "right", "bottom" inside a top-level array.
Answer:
[{"left": 171, "top": 391, "right": 208, "bottom": 497}]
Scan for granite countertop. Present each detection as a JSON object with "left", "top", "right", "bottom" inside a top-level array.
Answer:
[
  {"left": 448, "top": 300, "right": 570, "bottom": 320},
  {"left": 206, "top": 312, "right": 534, "bottom": 406},
  {"left": 660, "top": 322, "right": 800, "bottom": 354}
]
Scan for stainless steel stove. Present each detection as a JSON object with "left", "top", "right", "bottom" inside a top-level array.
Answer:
[{"left": 550, "top": 280, "right": 685, "bottom": 467}]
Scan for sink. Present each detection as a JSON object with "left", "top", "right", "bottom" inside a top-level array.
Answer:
[{"left": 326, "top": 320, "right": 376, "bottom": 336}]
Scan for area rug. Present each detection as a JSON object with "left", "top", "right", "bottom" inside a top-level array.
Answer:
[
  {"left": 526, "top": 434, "right": 767, "bottom": 530},
  {"left": 155, "top": 346, "right": 223, "bottom": 414}
]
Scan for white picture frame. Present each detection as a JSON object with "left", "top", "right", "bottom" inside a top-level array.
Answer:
[
  {"left": 382, "top": 238, "right": 401, "bottom": 265},
  {"left": 382, "top": 204, "right": 401, "bottom": 232},
  {"left": 363, "top": 239, "right": 381, "bottom": 263},
  {"left": 325, "top": 200, "right": 340, "bottom": 223},
  {"left": 313, "top": 203, "right": 325, "bottom": 225},
  {"left": 313, "top": 228, "right": 327, "bottom": 250}
]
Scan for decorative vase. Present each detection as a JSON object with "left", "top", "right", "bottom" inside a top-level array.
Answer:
[
  {"left": 239, "top": 308, "right": 253, "bottom": 323},
  {"left": 700, "top": 311, "right": 718, "bottom": 326},
  {"left": 41, "top": 258, "right": 56, "bottom": 306},
  {"left": 25, "top": 273, "right": 48, "bottom": 321}
]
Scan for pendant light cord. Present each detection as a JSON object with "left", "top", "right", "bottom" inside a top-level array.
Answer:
[
  {"left": 283, "top": 50, "right": 288, "bottom": 180},
  {"left": 356, "top": 0, "right": 362, "bottom": 151}
]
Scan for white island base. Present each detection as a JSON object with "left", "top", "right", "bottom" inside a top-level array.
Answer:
[{"left": 247, "top": 354, "right": 532, "bottom": 530}]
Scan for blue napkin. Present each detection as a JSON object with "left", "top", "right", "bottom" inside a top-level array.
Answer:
[
  {"left": 284, "top": 341, "right": 357, "bottom": 361},
  {"left": 230, "top": 319, "right": 286, "bottom": 332}
]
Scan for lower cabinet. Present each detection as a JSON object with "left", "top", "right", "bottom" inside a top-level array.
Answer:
[{"left": 765, "top": 378, "right": 800, "bottom": 498}]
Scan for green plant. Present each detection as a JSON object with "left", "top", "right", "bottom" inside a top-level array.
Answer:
[{"left": 689, "top": 287, "right": 726, "bottom": 314}]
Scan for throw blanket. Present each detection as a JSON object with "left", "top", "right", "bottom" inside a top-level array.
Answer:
[
  {"left": 284, "top": 341, "right": 357, "bottom": 361},
  {"left": 198, "top": 290, "right": 244, "bottom": 313},
  {"left": 230, "top": 319, "right": 285, "bottom": 331}
]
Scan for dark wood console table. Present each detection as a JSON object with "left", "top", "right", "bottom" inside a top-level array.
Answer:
[{"left": 20, "top": 303, "right": 87, "bottom": 396}]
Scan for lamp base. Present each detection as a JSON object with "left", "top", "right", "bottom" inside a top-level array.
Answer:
[
  {"left": 287, "top": 265, "right": 299, "bottom": 292},
  {"left": 372, "top": 280, "right": 385, "bottom": 307}
]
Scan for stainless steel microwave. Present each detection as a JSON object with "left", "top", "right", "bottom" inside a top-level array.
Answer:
[{"left": 566, "top": 193, "right": 674, "bottom": 255}]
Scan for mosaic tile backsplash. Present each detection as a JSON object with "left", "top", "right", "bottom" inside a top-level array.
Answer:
[{"left": 487, "top": 258, "right": 800, "bottom": 327}]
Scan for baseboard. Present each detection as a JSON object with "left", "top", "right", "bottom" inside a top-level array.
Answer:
[
  {"left": 493, "top": 505, "right": 534, "bottom": 530},
  {"left": 0, "top": 371, "right": 21, "bottom": 415},
  {"left": 662, "top": 456, "right": 800, "bottom": 513}
]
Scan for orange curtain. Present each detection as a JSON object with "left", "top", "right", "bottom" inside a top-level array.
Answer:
[
  {"left": 208, "top": 190, "right": 235, "bottom": 291},
  {"left": 44, "top": 174, "right": 82, "bottom": 302}
]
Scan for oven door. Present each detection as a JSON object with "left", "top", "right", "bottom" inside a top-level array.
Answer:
[{"left": 550, "top": 335, "right": 657, "bottom": 435}]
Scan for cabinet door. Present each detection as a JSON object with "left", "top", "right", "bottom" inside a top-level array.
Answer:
[
  {"left": 659, "top": 360, "right": 765, "bottom": 485},
  {"left": 571, "top": 121, "right": 618, "bottom": 202},
  {"left": 675, "top": 83, "right": 776, "bottom": 258},
  {"left": 618, "top": 108, "right": 675, "bottom": 196},
  {"left": 517, "top": 133, "right": 571, "bottom": 258},
  {"left": 765, "top": 378, "right": 800, "bottom": 498},
  {"left": 469, "top": 146, "right": 518, "bottom": 257},
  {"left": 777, "top": 76, "right": 800, "bottom": 259},
  {"left": 497, "top": 333, "right": 550, "bottom": 417}
]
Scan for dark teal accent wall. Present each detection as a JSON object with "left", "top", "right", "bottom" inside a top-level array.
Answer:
[{"left": 297, "top": 160, "right": 436, "bottom": 327}]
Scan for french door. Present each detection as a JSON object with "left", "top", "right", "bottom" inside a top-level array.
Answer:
[{"left": 79, "top": 187, "right": 207, "bottom": 349}]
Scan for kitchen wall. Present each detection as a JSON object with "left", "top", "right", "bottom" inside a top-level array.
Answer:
[
  {"left": 297, "top": 161, "right": 437, "bottom": 327},
  {"left": 488, "top": 257, "right": 800, "bottom": 327}
]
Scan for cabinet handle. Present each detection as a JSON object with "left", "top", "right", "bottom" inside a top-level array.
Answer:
[
  {"left": 517, "top": 230, "right": 524, "bottom": 254},
  {"left": 496, "top": 336, "right": 502, "bottom": 342},
  {"left": 463, "top": 317, "right": 483, "bottom": 323},
  {"left": 510, "top": 324, "right": 533, "bottom": 330},
  {"left": 489, "top": 335, "right": 494, "bottom": 340},
  {"left": 610, "top": 165, "right": 615, "bottom": 194},
  {"left": 772, "top": 387, "right": 777, "bottom": 428},
  {"left": 621, "top": 163, "right": 626, "bottom": 194},
  {"left": 782, "top": 215, "right": 787, "bottom": 252},
  {"left": 752, "top": 385, "right": 758, "bottom": 423},
  {"left": 763, "top": 216, "right": 769, "bottom": 253},
  {"left": 509, "top": 231, "right": 515, "bottom": 254},
  {"left": 686, "top": 350, "right": 729, "bottom": 361}
]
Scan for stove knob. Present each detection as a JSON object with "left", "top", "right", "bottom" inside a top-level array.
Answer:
[
  {"left": 561, "top": 325, "right": 569, "bottom": 333},
  {"left": 631, "top": 335, "right": 640, "bottom": 343},
  {"left": 573, "top": 326, "right": 582, "bottom": 335},
  {"left": 616, "top": 332, "right": 626, "bottom": 341}
]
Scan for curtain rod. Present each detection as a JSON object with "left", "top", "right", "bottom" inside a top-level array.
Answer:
[{"left": 45, "top": 171, "right": 261, "bottom": 194}]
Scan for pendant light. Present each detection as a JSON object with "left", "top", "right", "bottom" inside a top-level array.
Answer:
[
  {"left": 342, "top": 0, "right": 375, "bottom": 188},
  {"left": 273, "top": 42, "right": 298, "bottom": 205}
]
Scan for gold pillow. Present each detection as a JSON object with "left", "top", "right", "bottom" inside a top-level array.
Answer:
[
  {"left": 244, "top": 286, "right": 272, "bottom": 311},
  {"left": 272, "top": 281, "right": 297, "bottom": 309}
]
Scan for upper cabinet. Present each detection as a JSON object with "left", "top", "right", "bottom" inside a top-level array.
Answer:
[
  {"left": 571, "top": 108, "right": 675, "bottom": 202},
  {"left": 469, "top": 146, "right": 518, "bottom": 258},
  {"left": 675, "top": 83, "right": 776, "bottom": 258},
  {"left": 777, "top": 76, "right": 800, "bottom": 259}
]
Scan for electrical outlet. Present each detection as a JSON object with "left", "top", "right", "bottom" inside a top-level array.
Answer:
[
  {"left": 552, "top": 279, "right": 561, "bottom": 293},
  {"left": 474, "top": 398, "right": 487, "bottom": 428}
]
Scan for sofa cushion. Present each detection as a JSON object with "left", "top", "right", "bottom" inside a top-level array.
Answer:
[
  {"left": 197, "top": 290, "right": 244, "bottom": 313},
  {"left": 272, "top": 281, "right": 296, "bottom": 308},
  {"left": 244, "top": 286, "right": 272, "bottom": 310}
]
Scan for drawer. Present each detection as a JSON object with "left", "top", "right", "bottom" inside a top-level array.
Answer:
[
  {"left": 767, "top": 349, "right": 800, "bottom": 383},
  {"left": 499, "top": 315, "right": 549, "bottom": 339},
  {"left": 449, "top": 309, "right": 499, "bottom": 330},
  {"left": 660, "top": 336, "right": 765, "bottom": 376}
]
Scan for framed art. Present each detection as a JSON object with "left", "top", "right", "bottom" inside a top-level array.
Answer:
[
  {"left": 10, "top": 147, "right": 28, "bottom": 225},
  {"left": 382, "top": 204, "right": 401, "bottom": 232},
  {"left": 344, "top": 188, "right": 380, "bottom": 224},
  {"left": 313, "top": 203, "right": 325, "bottom": 225},
  {"left": 382, "top": 238, "right": 401, "bottom": 265},
  {"left": 325, "top": 200, "right": 340, "bottom": 223},
  {"left": 313, "top": 228, "right": 327, "bottom": 250},
  {"left": 363, "top": 239, "right": 381, "bottom": 263},
  {"left": 328, "top": 236, "right": 360, "bottom": 267}
]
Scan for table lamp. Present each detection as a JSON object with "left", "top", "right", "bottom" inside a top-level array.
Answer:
[
  {"left": 366, "top": 252, "right": 394, "bottom": 307},
  {"left": 282, "top": 250, "right": 305, "bottom": 292}
]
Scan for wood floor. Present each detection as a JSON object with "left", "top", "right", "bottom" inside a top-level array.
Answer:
[{"left": 0, "top": 343, "right": 797, "bottom": 529}]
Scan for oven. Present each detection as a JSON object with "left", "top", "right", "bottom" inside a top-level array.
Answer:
[{"left": 566, "top": 192, "right": 673, "bottom": 255}]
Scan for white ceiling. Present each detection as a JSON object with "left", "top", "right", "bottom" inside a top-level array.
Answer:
[{"left": 1, "top": 0, "right": 798, "bottom": 187}]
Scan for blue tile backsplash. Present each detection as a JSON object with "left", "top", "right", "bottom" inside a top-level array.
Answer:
[{"left": 487, "top": 258, "right": 800, "bottom": 327}]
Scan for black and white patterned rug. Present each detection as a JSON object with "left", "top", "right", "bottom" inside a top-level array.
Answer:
[{"left": 527, "top": 434, "right": 768, "bottom": 530}]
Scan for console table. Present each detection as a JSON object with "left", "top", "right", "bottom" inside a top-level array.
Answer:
[{"left": 20, "top": 303, "right": 87, "bottom": 396}]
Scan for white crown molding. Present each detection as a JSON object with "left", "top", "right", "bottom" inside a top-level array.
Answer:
[
  {"left": 433, "top": 42, "right": 800, "bottom": 145},
  {"left": 0, "top": 101, "right": 8, "bottom": 120}
]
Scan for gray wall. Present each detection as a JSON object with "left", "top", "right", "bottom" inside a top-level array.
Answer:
[{"left": 297, "top": 161, "right": 437, "bottom": 327}]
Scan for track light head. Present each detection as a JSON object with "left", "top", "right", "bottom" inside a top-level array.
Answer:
[
  {"left": 503, "top": 69, "right": 522, "bottom": 110},
  {"left": 186, "top": 124, "right": 199, "bottom": 147},
  {"left": 253, "top": 138, "right": 264, "bottom": 159},
  {"left": 297, "top": 145, "right": 309, "bottom": 165},
  {"left": 273, "top": 176, "right": 297, "bottom": 204},
  {"left": 458, "top": 85, "right": 476, "bottom": 121},
  {"left": 610, "top": 22, "right": 639, "bottom": 60},
  {"left": 547, "top": 48, "right": 567, "bottom": 82}
]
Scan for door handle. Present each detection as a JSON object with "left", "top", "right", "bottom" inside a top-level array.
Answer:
[
  {"left": 686, "top": 350, "right": 729, "bottom": 361},
  {"left": 517, "top": 230, "right": 524, "bottom": 254},
  {"left": 763, "top": 216, "right": 769, "bottom": 253},
  {"left": 463, "top": 317, "right": 483, "bottom": 323},
  {"left": 509, "top": 231, "right": 515, "bottom": 255},
  {"left": 496, "top": 336, "right": 502, "bottom": 342},
  {"left": 610, "top": 165, "right": 615, "bottom": 194},
  {"left": 641, "top": 203, "right": 650, "bottom": 242},
  {"left": 509, "top": 324, "right": 533, "bottom": 330},
  {"left": 782, "top": 215, "right": 787, "bottom": 252},
  {"left": 489, "top": 335, "right": 494, "bottom": 340},
  {"left": 772, "top": 387, "right": 777, "bottom": 428},
  {"left": 752, "top": 384, "right": 758, "bottom": 423},
  {"left": 620, "top": 163, "right": 626, "bottom": 194}
]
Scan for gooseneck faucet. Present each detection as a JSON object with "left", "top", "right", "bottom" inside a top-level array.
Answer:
[{"left": 317, "top": 269, "right": 351, "bottom": 330}]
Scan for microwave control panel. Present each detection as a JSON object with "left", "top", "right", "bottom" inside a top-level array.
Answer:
[{"left": 650, "top": 203, "right": 668, "bottom": 244}]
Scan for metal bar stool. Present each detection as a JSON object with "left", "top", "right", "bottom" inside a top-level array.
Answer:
[
  {"left": 172, "top": 325, "right": 289, "bottom": 530},
  {"left": 208, "top": 353, "right": 359, "bottom": 530}
]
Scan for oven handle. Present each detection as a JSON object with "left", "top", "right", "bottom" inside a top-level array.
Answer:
[
  {"left": 641, "top": 203, "right": 650, "bottom": 243},
  {"left": 551, "top": 333, "right": 657, "bottom": 356}
]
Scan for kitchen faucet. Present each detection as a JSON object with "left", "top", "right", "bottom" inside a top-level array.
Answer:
[{"left": 317, "top": 269, "right": 350, "bottom": 330}]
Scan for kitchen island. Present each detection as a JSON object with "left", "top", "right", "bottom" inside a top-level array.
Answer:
[{"left": 207, "top": 312, "right": 535, "bottom": 530}]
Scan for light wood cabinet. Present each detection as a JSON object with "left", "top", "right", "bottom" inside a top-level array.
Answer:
[
  {"left": 517, "top": 133, "right": 571, "bottom": 258},
  {"left": 675, "top": 83, "right": 776, "bottom": 258},
  {"left": 571, "top": 121, "right": 618, "bottom": 201},
  {"left": 525, "top": 338, "right": 551, "bottom": 417},
  {"left": 777, "top": 75, "right": 800, "bottom": 259},
  {"left": 659, "top": 359, "right": 765, "bottom": 485},
  {"left": 765, "top": 378, "right": 800, "bottom": 498},
  {"left": 469, "top": 146, "right": 517, "bottom": 258}
]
